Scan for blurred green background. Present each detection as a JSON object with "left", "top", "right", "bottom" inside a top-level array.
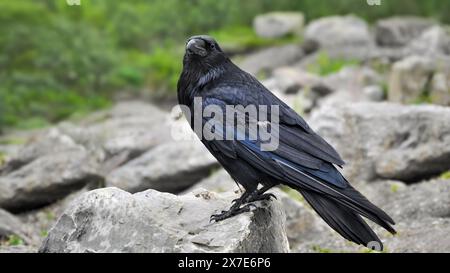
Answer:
[{"left": 1, "top": 0, "right": 449, "bottom": 131}]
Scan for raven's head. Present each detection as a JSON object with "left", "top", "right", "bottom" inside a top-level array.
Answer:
[{"left": 183, "top": 35, "right": 228, "bottom": 70}]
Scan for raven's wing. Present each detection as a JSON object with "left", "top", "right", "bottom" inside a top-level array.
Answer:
[
  {"left": 202, "top": 85, "right": 396, "bottom": 248},
  {"left": 208, "top": 80, "right": 346, "bottom": 167}
]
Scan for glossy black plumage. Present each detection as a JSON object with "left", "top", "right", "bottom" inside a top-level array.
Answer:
[{"left": 177, "top": 35, "right": 396, "bottom": 250}]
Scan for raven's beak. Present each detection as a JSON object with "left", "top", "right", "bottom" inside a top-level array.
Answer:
[{"left": 186, "top": 38, "right": 207, "bottom": 57}]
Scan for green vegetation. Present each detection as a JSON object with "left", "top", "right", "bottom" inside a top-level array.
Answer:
[
  {"left": 439, "top": 170, "right": 450, "bottom": 180},
  {"left": 7, "top": 235, "right": 24, "bottom": 246},
  {"left": 1, "top": 0, "right": 449, "bottom": 131},
  {"left": 390, "top": 183, "right": 400, "bottom": 193},
  {"left": 307, "top": 52, "right": 359, "bottom": 76}
]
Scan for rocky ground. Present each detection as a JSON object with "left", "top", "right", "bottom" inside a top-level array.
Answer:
[{"left": 1, "top": 13, "right": 450, "bottom": 253}]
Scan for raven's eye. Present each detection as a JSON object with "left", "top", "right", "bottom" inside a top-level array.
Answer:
[{"left": 210, "top": 43, "right": 215, "bottom": 50}]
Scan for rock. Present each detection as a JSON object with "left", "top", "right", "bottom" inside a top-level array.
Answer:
[
  {"left": 106, "top": 139, "right": 219, "bottom": 193},
  {"left": 58, "top": 101, "right": 172, "bottom": 164},
  {"left": 0, "top": 128, "right": 85, "bottom": 175},
  {"left": 375, "top": 16, "right": 435, "bottom": 47},
  {"left": 184, "top": 168, "right": 329, "bottom": 250},
  {"left": 310, "top": 102, "right": 450, "bottom": 183},
  {"left": 430, "top": 72, "right": 450, "bottom": 106},
  {"left": 363, "top": 85, "right": 385, "bottom": 102},
  {"left": 253, "top": 12, "right": 304, "bottom": 39},
  {"left": 388, "top": 56, "right": 434, "bottom": 104},
  {"left": 40, "top": 187, "right": 289, "bottom": 253},
  {"left": 304, "top": 15, "right": 372, "bottom": 52},
  {"left": 239, "top": 44, "right": 304, "bottom": 76},
  {"left": 406, "top": 26, "right": 450, "bottom": 57},
  {"left": 389, "top": 55, "right": 450, "bottom": 105},
  {"left": 0, "top": 245, "right": 37, "bottom": 253},
  {"left": 0, "top": 149, "right": 102, "bottom": 212},
  {"left": 18, "top": 188, "right": 89, "bottom": 247},
  {"left": 271, "top": 67, "right": 327, "bottom": 94},
  {"left": 0, "top": 208, "right": 32, "bottom": 243}
]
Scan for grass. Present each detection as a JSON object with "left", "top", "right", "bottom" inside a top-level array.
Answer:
[
  {"left": 307, "top": 51, "right": 359, "bottom": 76},
  {"left": 390, "top": 184, "right": 399, "bottom": 193},
  {"left": 7, "top": 235, "right": 24, "bottom": 246},
  {"left": 209, "top": 26, "right": 302, "bottom": 53},
  {"left": 439, "top": 170, "right": 450, "bottom": 180}
]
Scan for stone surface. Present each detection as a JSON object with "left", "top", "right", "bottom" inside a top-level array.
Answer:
[
  {"left": 304, "top": 15, "right": 372, "bottom": 50},
  {"left": 0, "top": 149, "right": 102, "bottom": 212},
  {"left": 253, "top": 12, "right": 304, "bottom": 39},
  {"left": 388, "top": 55, "right": 434, "bottom": 104},
  {"left": 0, "top": 245, "right": 37, "bottom": 253},
  {"left": 406, "top": 26, "right": 450, "bottom": 57},
  {"left": 375, "top": 16, "right": 435, "bottom": 47},
  {"left": 310, "top": 102, "right": 450, "bottom": 183},
  {"left": 430, "top": 72, "right": 450, "bottom": 106},
  {"left": 184, "top": 168, "right": 329, "bottom": 250},
  {"left": 0, "top": 208, "right": 32, "bottom": 243},
  {"left": 106, "top": 139, "right": 219, "bottom": 193},
  {"left": 239, "top": 44, "right": 304, "bottom": 76},
  {"left": 40, "top": 187, "right": 289, "bottom": 253}
]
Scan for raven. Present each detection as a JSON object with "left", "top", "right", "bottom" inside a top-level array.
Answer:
[{"left": 177, "top": 35, "right": 396, "bottom": 250}]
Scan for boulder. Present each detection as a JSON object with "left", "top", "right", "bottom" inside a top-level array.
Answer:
[
  {"left": 239, "top": 44, "right": 304, "bottom": 76},
  {"left": 309, "top": 102, "right": 450, "bottom": 183},
  {"left": 0, "top": 149, "right": 102, "bottom": 212},
  {"left": 58, "top": 101, "right": 172, "bottom": 165},
  {"left": 388, "top": 56, "right": 435, "bottom": 104},
  {"left": 388, "top": 55, "right": 450, "bottom": 105},
  {"left": 304, "top": 15, "right": 372, "bottom": 54},
  {"left": 375, "top": 16, "right": 435, "bottom": 47},
  {"left": 106, "top": 139, "right": 219, "bottom": 193},
  {"left": 406, "top": 26, "right": 450, "bottom": 57},
  {"left": 253, "top": 12, "right": 304, "bottom": 39},
  {"left": 184, "top": 168, "right": 329, "bottom": 250},
  {"left": 430, "top": 72, "right": 450, "bottom": 106},
  {"left": 40, "top": 187, "right": 289, "bottom": 253}
]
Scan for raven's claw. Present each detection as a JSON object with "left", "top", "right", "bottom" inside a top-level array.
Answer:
[{"left": 209, "top": 203, "right": 255, "bottom": 223}]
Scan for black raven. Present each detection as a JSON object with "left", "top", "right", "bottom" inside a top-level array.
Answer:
[{"left": 177, "top": 35, "right": 396, "bottom": 250}]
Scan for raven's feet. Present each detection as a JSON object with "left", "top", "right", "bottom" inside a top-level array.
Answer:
[{"left": 210, "top": 203, "right": 256, "bottom": 223}]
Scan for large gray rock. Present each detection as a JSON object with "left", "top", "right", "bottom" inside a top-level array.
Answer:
[
  {"left": 184, "top": 169, "right": 329, "bottom": 250},
  {"left": 388, "top": 56, "right": 434, "bottom": 104},
  {"left": 58, "top": 101, "right": 172, "bottom": 165},
  {"left": 253, "top": 12, "right": 304, "bottom": 39},
  {"left": 375, "top": 16, "right": 435, "bottom": 47},
  {"left": 304, "top": 15, "right": 372, "bottom": 55},
  {"left": 310, "top": 102, "right": 450, "bottom": 183},
  {"left": 106, "top": 139, "right": 219, "bottom": 193},
  {"left": 40, "top": 187, "right": 289, "bottom": 253},
  {"left": 0, "top": 149, "right": 102, "bottom": 212},
  {"left": 430, "top": 71, "right": 450, "bottom": 106},
  {"left": 239, "top": 44, "right": 304, "bottom": 76},
  {"left": 406, "top": 26, "right": 450, "bottom": 57},
  {"left": 388, "top": 55, "right": 450, "bottom": 105}
]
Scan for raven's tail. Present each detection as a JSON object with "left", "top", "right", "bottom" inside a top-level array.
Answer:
[{"left": 294, "top": 186, "right": 396, "bottom": 251}]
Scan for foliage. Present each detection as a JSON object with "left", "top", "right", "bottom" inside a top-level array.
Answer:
[
  {"left": 1, "top": 0, "right": 450, "bottom": 131},
  {"left": 307, "top": 52, "right": 359, "bottom": 76}
]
